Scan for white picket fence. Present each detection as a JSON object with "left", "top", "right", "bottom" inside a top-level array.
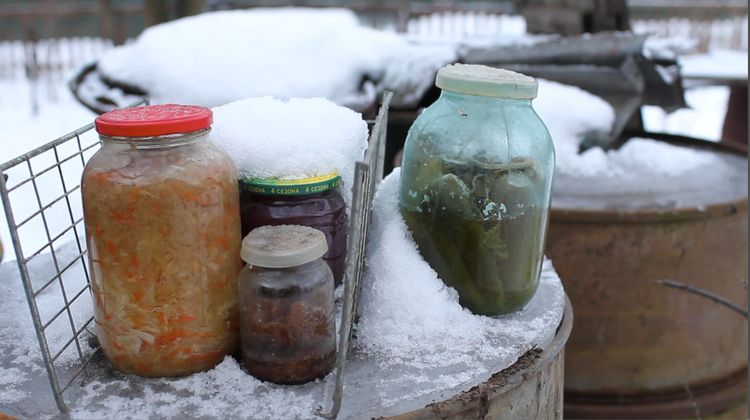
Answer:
[
  {"left": 632, "top": 15, "right": 749, "bottom": 52},
  {"left": 0, "top": 37, "right": 112, "bottom": 80},
  {"left": 406, "top": 12, "right": 526, "bottom": 41}
]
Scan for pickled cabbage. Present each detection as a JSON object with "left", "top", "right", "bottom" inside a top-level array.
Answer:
[{"left": 82, "top": 142, "right": 242, "bottom": 377}]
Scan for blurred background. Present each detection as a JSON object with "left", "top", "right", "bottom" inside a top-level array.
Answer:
[
  {"left": 0, "top": 0, "right": 746, "bottom": 154},
  {"left": 0, "top": 3, "right": 746, "bottom": 417}
]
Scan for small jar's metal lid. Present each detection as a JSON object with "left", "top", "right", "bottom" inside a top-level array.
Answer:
[
  {"left": 436, "top": 64, "right": 538, "bottom": 99},
  {"left": 241, "top": 225, "right": 329, "bottom": 268}
]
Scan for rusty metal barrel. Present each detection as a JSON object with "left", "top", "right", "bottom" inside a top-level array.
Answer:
[{"left": 546, "top": 135, "right": 748, "bottom": 418}]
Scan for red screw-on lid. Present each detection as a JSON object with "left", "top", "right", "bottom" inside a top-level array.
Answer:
[{"left": 95, "top": 104, "right": 213, "bottom": 137}]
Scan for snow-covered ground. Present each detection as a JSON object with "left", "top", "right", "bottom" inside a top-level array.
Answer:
[{"left": 0, "top": 42, "right": 99, "bottom": 263}]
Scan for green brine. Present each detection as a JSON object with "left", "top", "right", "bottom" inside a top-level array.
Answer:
[{"left": 399, "top": 64, "right": 554, "bottom": 315}]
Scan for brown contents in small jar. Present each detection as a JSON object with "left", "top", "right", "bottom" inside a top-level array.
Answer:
[{"left": 238, "top": 234, "right": 336, "bottom": 385}]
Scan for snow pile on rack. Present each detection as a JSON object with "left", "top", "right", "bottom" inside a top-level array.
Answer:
[
  {"left": 74, "top": 358, "right": 324, "bottom": 419},
  {"left": 211, "top": 97, "right": 368, "bottom": 203},
  {"left": 97, "top": 8, "right": 456, "bottom": 109}
]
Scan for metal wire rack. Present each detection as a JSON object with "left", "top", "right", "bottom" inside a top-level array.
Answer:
[
  {"left": 0, "top": 121, "right": 104, "bottom": 412},
  {"left": 0, "top": 93, "right": 391, "bottom": 417}
]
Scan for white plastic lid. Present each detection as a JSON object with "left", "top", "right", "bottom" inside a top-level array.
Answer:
[
  {"left": 241, "top": 225, "right": 329, "bottom": 268},
  {"left": 435, "top": 64, "right": 538, "bottom": 99}
]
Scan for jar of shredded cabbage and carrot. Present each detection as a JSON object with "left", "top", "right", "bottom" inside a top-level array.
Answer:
[{"left": 83, "top": 104, "right": 242, "bottom": 377}]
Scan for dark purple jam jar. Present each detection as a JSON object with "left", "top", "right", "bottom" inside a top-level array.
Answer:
[{"left": 239, "top": 173, "right": 347, "bottom": 285}]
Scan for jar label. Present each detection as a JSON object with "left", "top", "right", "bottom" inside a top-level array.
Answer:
[{"left": 240, "top": 173, "right": 342, "bottom": 196}]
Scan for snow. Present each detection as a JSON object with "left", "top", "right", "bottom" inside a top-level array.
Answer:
[
  {"left": 0, "top": 243, "right": 95, "bottom": 415},
  {"left": 210, "top": 96, "right": 369, "bottom": 205},
  {"left": 0, "top": 42, "right": 98, "bottom": 263},
  {"left": 533, "top": 79, "right": 616, "bottom": 178},
  {"left": 642, "top": 35, "right": 698, "bottom": 60},
  {"left": 679, "top": 49, "right": 749, "bottom": 81},
  {"left": 532, "top": 79, "right": 746, "bottom": 210},
  {"left": 534, "top": 79, "right": 737, "bottom": 180},
  {"left": 642, "top": 85, "right": 731, "bottom": 141},
  {"left": 551, "top": 135, "right": 747, "bottom": 210},
  {"left": 97, "top": 8, "right": 456, "bottom": 109}
]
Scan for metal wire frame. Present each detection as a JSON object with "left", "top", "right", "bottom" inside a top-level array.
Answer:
[
  {"left": 317, "top": 91, "right": 392, "bottom": 419},
  {"left": 0, "top": 122, "right": 103, "bottom": 413}
]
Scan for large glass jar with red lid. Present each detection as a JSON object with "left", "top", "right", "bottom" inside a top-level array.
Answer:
[
  {"left": 82, "top": 104, "right": 242, "bottom": 377},
  {"left": 239, "top": 173, "right": 347, "bottom": 285}
]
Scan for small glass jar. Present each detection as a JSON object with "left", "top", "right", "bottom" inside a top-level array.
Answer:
[
  {"left": 399, "top": 64, "right": 555, "bottom": 316},
  {"left": 239, "top": 173, "right": 347, "bottom": 285},
  {"left": 238, "top": 225, "right": 336, "bottom": 384},
  {"left": 82, "top": 104, "right": 242, "bottom": 377}
]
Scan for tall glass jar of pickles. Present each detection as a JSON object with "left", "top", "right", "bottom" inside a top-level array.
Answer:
[
  {"left": 399, "top": 64, "right": 555, "bottom": 315},
  {"left": 82, "top": 104, "right": 242, "bottom": 377}
]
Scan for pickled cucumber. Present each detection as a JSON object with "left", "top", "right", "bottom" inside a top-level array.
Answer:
[{"left": 400, "top": 156, "right": 546, "bottom": 315}]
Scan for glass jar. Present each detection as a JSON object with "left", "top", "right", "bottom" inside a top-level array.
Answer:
[
  {"left": 238, "top": 225, "right": 336, "bottom": 384},
  {"left": 399, "top": 64, "right": 555, "bottom": 316},
  {"left": 239, "top": 173, "right": 347, "bottom": 285},
  {"left": 82, "top": 104, "right": 242, "bottom": 377}
]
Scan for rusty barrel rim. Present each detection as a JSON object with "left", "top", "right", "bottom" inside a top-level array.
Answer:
[
  {"left": 564, "top": 368, "right": 747, "bottom": 419},
  {"left": 551, "top": 133, "right": 748, "bottom": 224}
]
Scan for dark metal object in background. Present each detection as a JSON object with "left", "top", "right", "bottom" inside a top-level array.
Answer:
[
  {"left": 144, "top": 0, "right": 204, "bottom": 28},
  {"left": 464, "top": 31, "right": 687, "bottom": 150},
  {"left": 69, "top": 63, "right": 148, "bottom": 115},
  {"left": 517, "top": 0, "right": 629, "bottom": 35}
]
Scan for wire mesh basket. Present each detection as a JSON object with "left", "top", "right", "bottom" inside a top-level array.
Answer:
[
  {"left": 0, "top": 93, "right": 391, "bottom": 417},
  {"left": 0, "top": 121, "right": 104, "bottom": 412}
]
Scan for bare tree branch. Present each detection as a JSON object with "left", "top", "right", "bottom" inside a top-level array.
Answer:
[
  {"left": 654, "top": 279, "right": 748, "bottom": 318},
  {"left": 682, "top": 382, "right": 702, "bottom": 420}
]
